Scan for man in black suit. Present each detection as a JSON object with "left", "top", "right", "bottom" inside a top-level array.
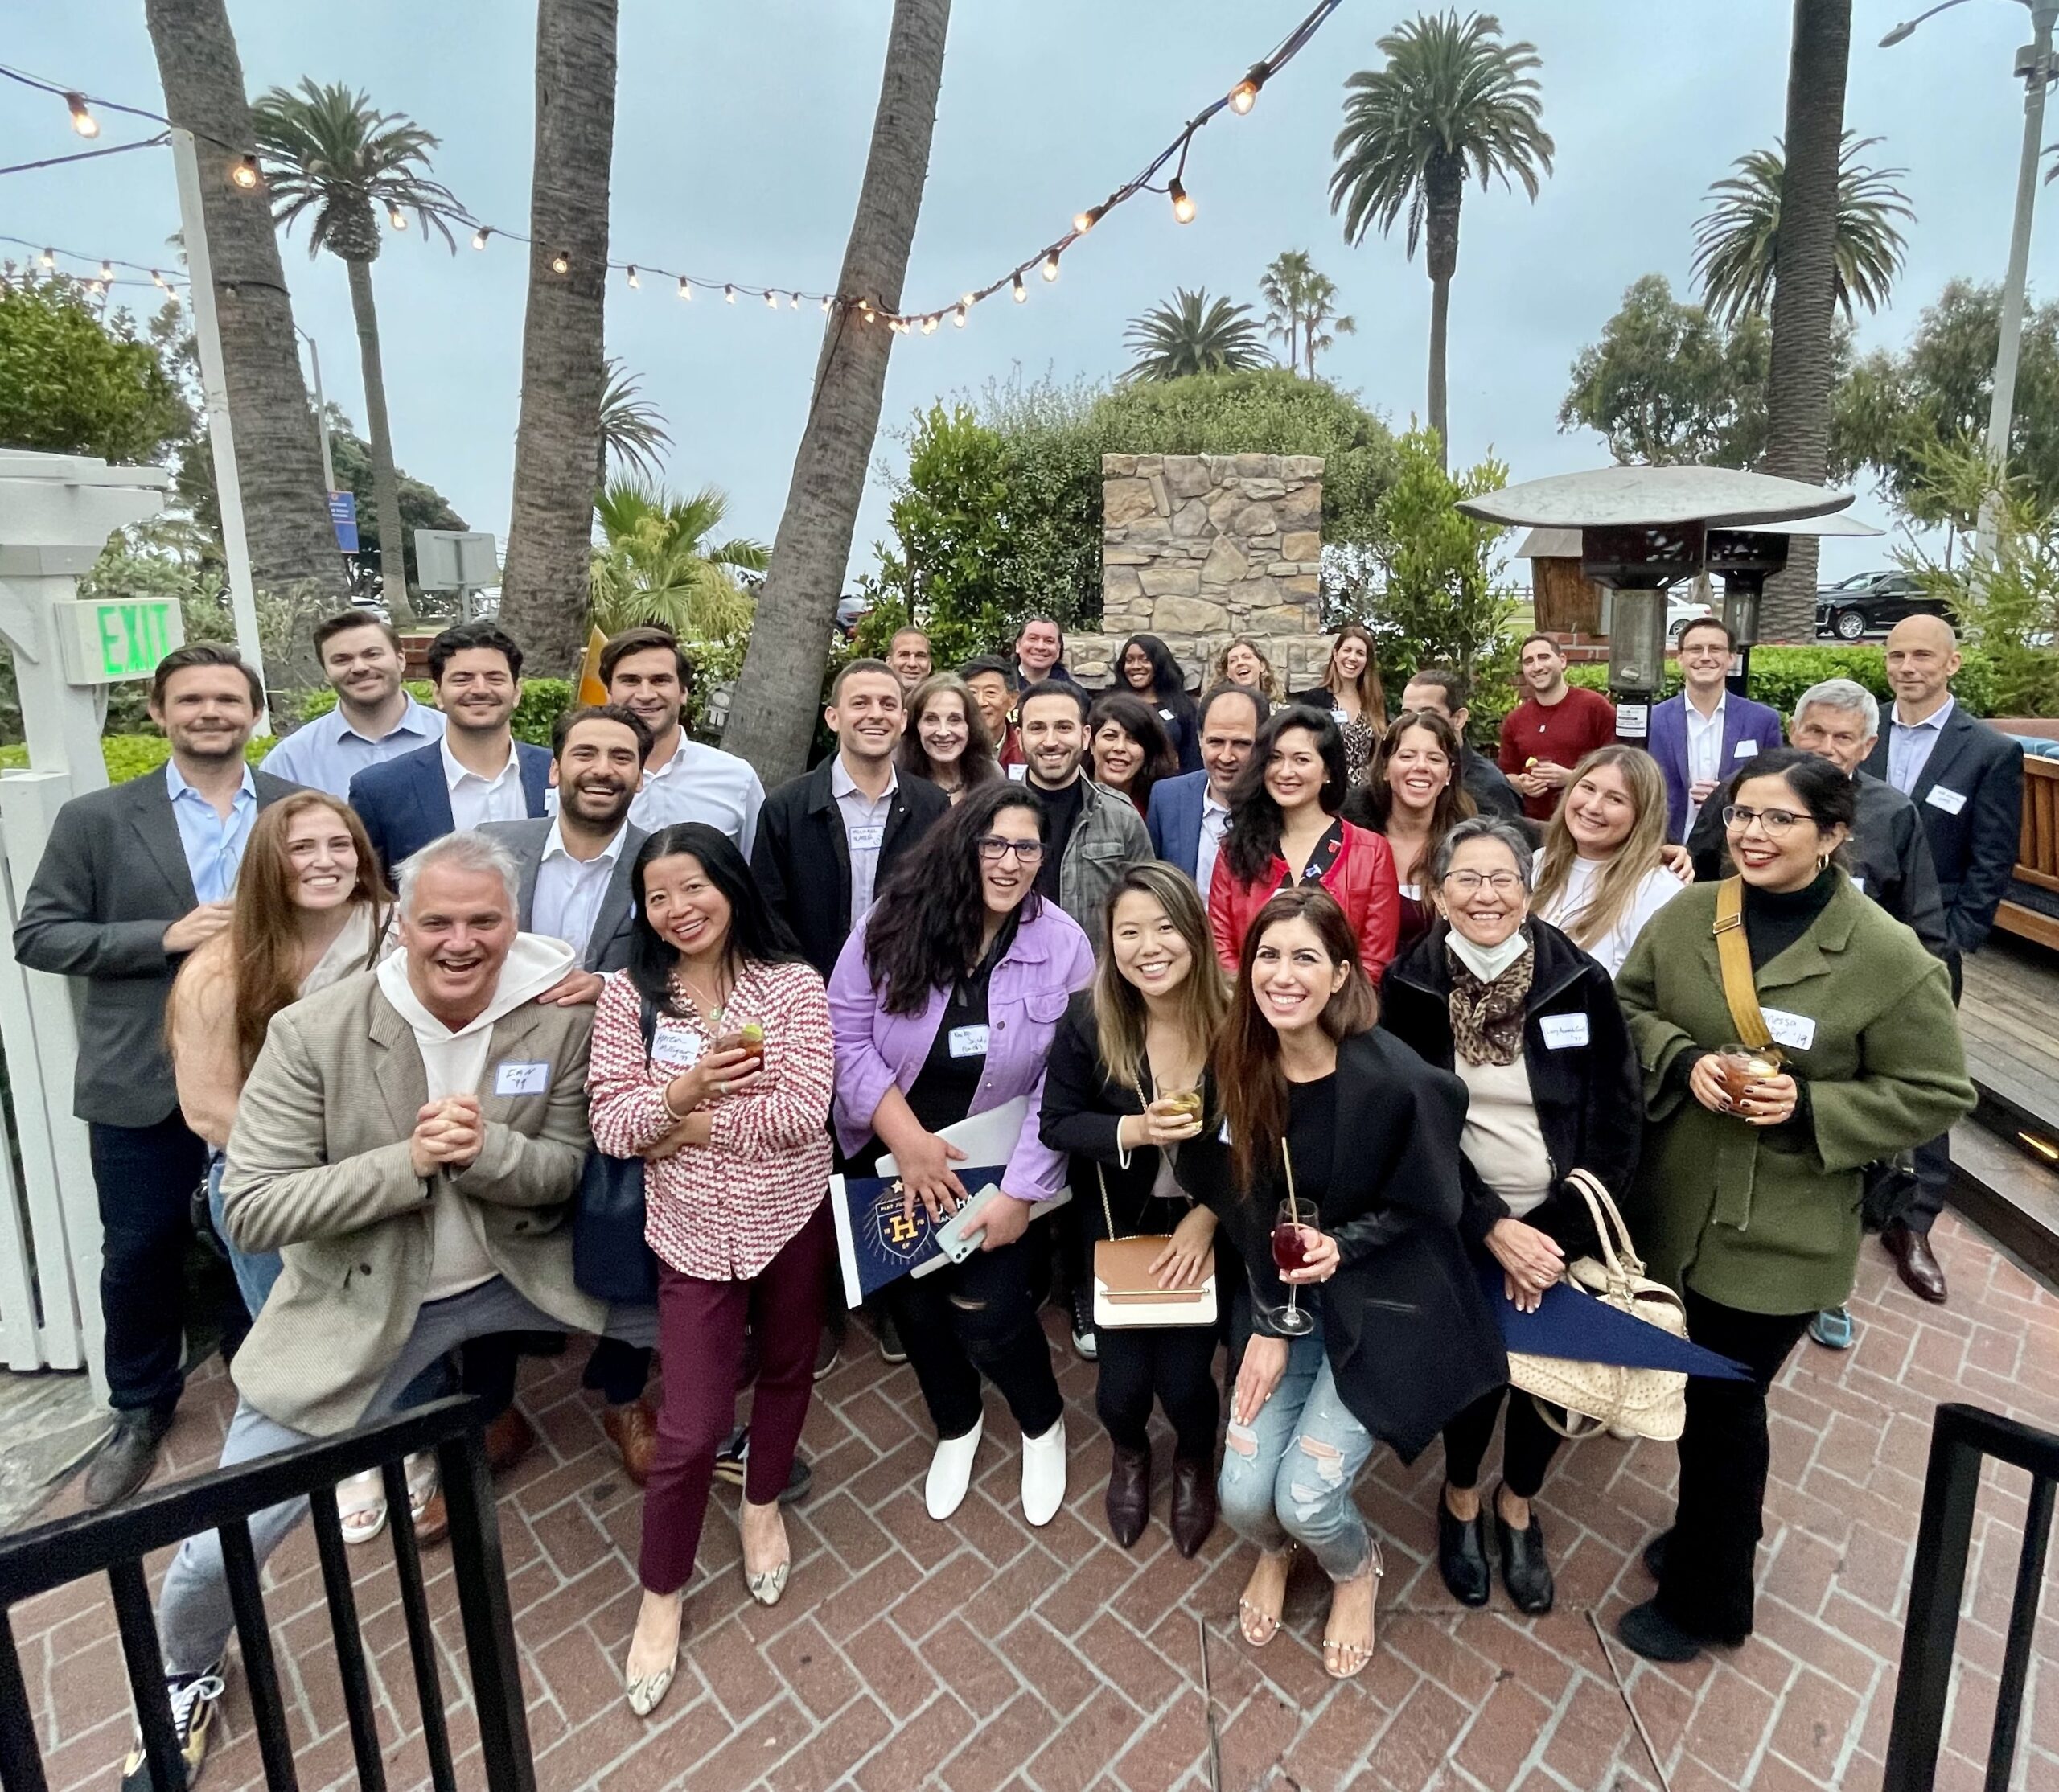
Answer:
[
  {"left": 1863, "top": 616, "right": 2026, "bottom": 1307},
  {"left": 14, "top": 644, "right": 298, "bottom": 1505}
]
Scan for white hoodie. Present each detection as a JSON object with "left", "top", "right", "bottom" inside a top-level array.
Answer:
[{"left": 377, "top": 932, "right": 578, "bottom": 1301}]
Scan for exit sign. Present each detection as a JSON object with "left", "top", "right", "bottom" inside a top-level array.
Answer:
[{"left": 51, "top": 598, "right": 187, "bottom": 685}]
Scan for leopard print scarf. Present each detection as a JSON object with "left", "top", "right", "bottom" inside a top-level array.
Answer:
[{"left": 1447, "top": 939, "right": 1534, "bottom": 1067}]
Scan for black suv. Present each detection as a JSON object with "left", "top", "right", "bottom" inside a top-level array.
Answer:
[{"left": 1814, "top": 570, "right": 1954, "bottom": 642}]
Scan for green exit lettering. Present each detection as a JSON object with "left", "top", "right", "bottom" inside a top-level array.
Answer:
[{"left": 93, "top": 602, "right": 171, "bottom": 680}]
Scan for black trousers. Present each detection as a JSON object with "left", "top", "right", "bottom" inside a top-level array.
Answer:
[
  {"left": 1095, "top": 1322, "right": 1219, "bottom": 1461},
  {"left": 884, "top": 1234, "right": 1063, "bottom": 1441},
  {"left": 1657, "top": 1291, "right": 1812, "bottom": 1641},
  {"left": 1905, "top": 951, "right": 1963, "bottom": 1235},
  {"left": 90, "top": 1112, "right": 224, "bottom": 1414},
  {"left": 1441, "top": 1384, "right": 1564, "bottom": 1502}
]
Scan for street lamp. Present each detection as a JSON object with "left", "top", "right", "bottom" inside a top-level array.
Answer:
[{"left": 1883, "top": 0, "right": 2059, "bottom": 556}]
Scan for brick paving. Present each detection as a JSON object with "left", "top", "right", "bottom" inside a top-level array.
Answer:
[{"left": 8, "top": 1207, "right": 2059, "bottom": 1792}]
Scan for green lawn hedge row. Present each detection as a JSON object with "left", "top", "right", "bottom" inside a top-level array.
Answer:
[{"left": 1562, "top": 644, "right": 2002, "bottom": 721}]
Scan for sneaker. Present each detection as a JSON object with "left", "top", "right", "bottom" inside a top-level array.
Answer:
[
  {"left": 876, "top": 1311, "right": 908, "bottom": 1366},
  {"left": 713, "top": 1426, "right": 814, "bottom": 1504},
  {"left": 812, "top": 1328, "right": 841, "bottom": 1381},
  {"left": 1068, "top": 1285, "right": 1098, "bottom": 1362},
  {"left": 1809, "top": 1306, "right": 1856, "bottom": 1351},
  {"left": 120, "top": 1664, "right": 225, "bottom": 1792}
]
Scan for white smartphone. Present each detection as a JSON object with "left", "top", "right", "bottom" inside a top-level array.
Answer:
[{"left": 927, "top": 1183, "right": 1002, "bottom": 1266}]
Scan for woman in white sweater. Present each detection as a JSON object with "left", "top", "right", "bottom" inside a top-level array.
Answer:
[{"left": 1528, "top": 746, "right": 1685, "bottom": 979}]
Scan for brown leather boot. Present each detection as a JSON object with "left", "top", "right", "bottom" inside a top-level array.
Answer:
[
  {"left": 1104, "top": 1443, "right": 1149, "bottom": 1548},
  {"left": 1170, "top": 1456, "right": 1217, "bottom": 1558},
  {"left": 602, "top": 1399, "right": 659, "bottom": 1486},
  {"left": 483, "top": 1407, "right": 538, "bottom": 1476}
]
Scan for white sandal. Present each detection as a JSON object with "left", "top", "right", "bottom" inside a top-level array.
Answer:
[{"left": 338, "top": 1469, "right": 388, "bottom": 1546}]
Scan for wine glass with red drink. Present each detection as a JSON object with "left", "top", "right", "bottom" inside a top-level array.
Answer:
[{"left": 1271, "top": 1198, "right": 1317, "bottom": 1338}]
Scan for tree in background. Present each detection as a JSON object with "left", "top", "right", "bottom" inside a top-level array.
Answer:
[
  {"left": 1758, "top": 0, "right": 1853, "bottom": 638},
  {"left": 1329, "top": 10, "right": 1552, "bottom": 463},
  {"left": 1560, "top": 274, "right": 1775, "bottom": 467},
  {"left": 1124, "top": 289, "right": 1269, "bottom": 381},
  {"left": 0, "top": 273, "right": 191, "bottom": 463},
  {"left": 723, "top": 0, "right": 953, "bottom": 785},
  {"left": 1691, "top": 134, "right": 1913, "bottom": 327},
  {"left": 499, "top": 0, "right": 619, "bottom": 672},
  {"left": 1260, "top": 250, "right": 1357, "bottom": 378},
  {"left": 589, "top": 479, "right": 763, "bottom": 640},
  {"left": 599, "top": 357, "right": 671, "bottom": 492},
  {"left": 144, "top": 0, "right": 345, "bottom": 604},
  {"left": 253, "top": 79, "right": 464, "bottom": 628}
]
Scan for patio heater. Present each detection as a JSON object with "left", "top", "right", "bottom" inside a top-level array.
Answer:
[
  {"left": 1713, "top": 512, "right": 1886, "bottom": 694},
  {"left": 1578, "top": 523, "right": 1703, "bottom": 742}
]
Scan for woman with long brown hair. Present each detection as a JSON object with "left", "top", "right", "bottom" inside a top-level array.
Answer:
[
  {"left": 1213, "top": 637, "right": 1284, "bottom": 705},
  {"left": 1346, "top": 709, "right": 1477, "bottom": 956},
  {"left": 1289, "top": 623, "right": 1386, "bottom": 785},
  {"left": 1179, "top": 886, "right": 1503, "bottom": 1677},
  {"left": 899, "top": 672, "right": 1001, "bottom": 802},
  {"left": 1087, "top": 691, "right": 1180, "bottom": 817},
  {"left": 1530, "top": 746, "right": 1686, "bottom": 978}
]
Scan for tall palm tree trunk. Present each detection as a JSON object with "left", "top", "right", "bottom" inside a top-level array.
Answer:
[
  {"left": 498, "top": 0, "right": 618, "bottom": 673},
  {"left": 1423, "top": 157, "right": 1463, "bottom": 466},
  {"left": 343, "top": 257, "right": 416, "bottom": 625},
  {"left": 1760, "top": 0, "right": 1851, "bottom": 639},
  {"left": 721, "top": 0, "right": 952, "bottom": 785},
  {"left": 145, "top": 0, "right": 345, "bottom": 603}
]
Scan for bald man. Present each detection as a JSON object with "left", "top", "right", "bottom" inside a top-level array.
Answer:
[{"left": 1860, "top": 614, "right": 2024, "bottom": 1308}]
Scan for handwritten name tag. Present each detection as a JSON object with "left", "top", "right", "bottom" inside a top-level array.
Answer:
[
  {"left": 1761, "top": 1007, "right": 1818, "bottom": 1053},
  {"left": 493, "top": 1059, "right": 550, "bottom": 1097},
  {"left": 1540, "top": 1013, "right": 1590, "bottom": 1050},
  {"left": 651, "top": 1021, "right": 703, "bottom": 1067},
  {"left": 947, "top": 1025, "right": 990, "bottom": 1058},
  {"left": 1925, "top": 785, "right": 1967, "bottom": 816},
  {"left": 848, "top": 824, "right": 885, "bottom": 851}
]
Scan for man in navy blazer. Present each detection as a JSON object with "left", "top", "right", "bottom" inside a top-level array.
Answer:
[
  {"left": 1146, "top": 682, "right": 1267, "bottom": 898},
  {"left": 349, "top": 619, "right": 551, "bottom": 871},
  {"left": 1648, "top": 618, "right": 1786, "bottom": 841}
]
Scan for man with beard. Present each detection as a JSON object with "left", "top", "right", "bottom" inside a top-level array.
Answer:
[
  {"left": 261, "top": 611, "right": 444, "bottom": 795},
  {"left": 15, "top": 644, "right": 299, "bottom": 1506},
  {"left": 1497, "top": 633, "right": 1616, "bottom": 822},
  {"left": 349, "top": 620, "right": 551, "bottom": 873}
]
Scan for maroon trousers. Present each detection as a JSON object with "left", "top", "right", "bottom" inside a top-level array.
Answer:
[{"left": 638, "top": 1202, "right": 831, "bottom": 1595}]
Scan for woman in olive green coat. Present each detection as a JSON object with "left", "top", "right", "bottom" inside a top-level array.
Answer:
[{"left": 1611, "top": 750, "right": 1973, "bottom": 1665}]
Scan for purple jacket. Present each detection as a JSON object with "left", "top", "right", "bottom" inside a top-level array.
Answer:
[
  {"left": 827, "top": 898, "right": 1095, "bottom": 1199},
  {"left": 1648, "top": 689, "right": 1786, "bottom": 841}
]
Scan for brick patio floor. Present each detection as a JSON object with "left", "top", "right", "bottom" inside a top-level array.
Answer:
[{"left": 9, "top": 1207, "right": 2059, "bottom": 1792}]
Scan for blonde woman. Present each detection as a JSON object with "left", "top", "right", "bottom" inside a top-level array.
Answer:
[
  {"left": 1214, "top": 638, "right": 1284, "bottom": 705},
  {"left": 898, "top": 673, "right": 1001, "bottom": 802},
  {"left": 1530, "top": 746, "right": 1685, "bottom": 979},
  {"left": 1041, "top": 862, "right": 1229, "bottom": 1556},
  {"left": 1289, "top": 623, "right": 1387, "bottom": 785}
]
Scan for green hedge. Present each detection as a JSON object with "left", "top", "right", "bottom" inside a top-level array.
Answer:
[
  {"left": 1560, "top": 644, "right": 2001, "bottom": 721},
  {"left": 0, "top": 734, "right": 274, "bottom": 781}
]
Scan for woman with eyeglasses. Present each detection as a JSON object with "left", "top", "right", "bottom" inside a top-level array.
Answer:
[
  {"left": 899, "top": 672, "right": 1001, "bottom": 804},
  {"left": 1088, "top": 691, "right": 1180, "bottom": 818},
  {"left": 1116, "top": 633, "right": 1202, "bottom": 773},
  {"left": 1609, "top": 750, "right": 1973, "bottom": 1664},
  {"left": 1346, "top": 709, "right": 1477, "bottom": 959},
  {"left": 828, "top": 784, "right": 1095, "bottom": 1528},
  {"left": 1380, "top": 816, "right": 1642, "bottom": 1617},
  {"left": 1530, "top": 745, "right": 1686, "bottom": 979},
  {"left": 1179, "top": 886, "right": 1504, "bottom": 1678},
  {"left": 1288, "top": 623, "right": 1387, "bottom": 787},
  {"left": 1210, "top": 706, "right": 1401, "bottom": 980}
]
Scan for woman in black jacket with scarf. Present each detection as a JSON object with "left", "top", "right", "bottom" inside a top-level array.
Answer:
[{"left": 1381, "top": 815, "right": 1642, "bottom": 1616}]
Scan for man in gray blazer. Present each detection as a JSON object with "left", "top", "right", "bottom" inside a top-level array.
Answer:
[
  {"left": 122, "top": 832, "right": 659, "bottom": 1789},
  {"left": 13, "top": 643, "right": 298, "bottom": 1507}
]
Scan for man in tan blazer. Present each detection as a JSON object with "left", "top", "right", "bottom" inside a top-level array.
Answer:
[{"left": 123, "top": 832, "right": 657, "bottom": 1792}]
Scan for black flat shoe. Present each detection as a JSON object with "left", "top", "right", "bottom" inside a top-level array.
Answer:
[
  {"left": 1493, "top": 1490, "right": 1554, "bottom": 1616},
  {"left": 1436, "top": 1488, "right": 1490, "bottom": 1608},
  {"left": 1642, "top": 1531, "right": 1671, "bottom": 1582},
  {"left": 1616, "top": 1599, "right": 1703, "bottom": 1663}
]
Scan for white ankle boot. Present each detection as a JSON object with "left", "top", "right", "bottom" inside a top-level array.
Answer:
[
  {"left": 926, "top": 1416, "right": 984, "bottom": 1520},
  {"left": 1021, "top": 1416, "right": 1067, "bottom": 1527}
]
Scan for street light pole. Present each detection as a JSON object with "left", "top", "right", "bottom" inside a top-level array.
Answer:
[{"left": 298, "top": 327, "right": 336, "bottom": 495}]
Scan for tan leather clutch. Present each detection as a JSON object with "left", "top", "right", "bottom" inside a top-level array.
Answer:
[{"left": 1094, "top": 1236, "right": 1215, "bottom": 1303}]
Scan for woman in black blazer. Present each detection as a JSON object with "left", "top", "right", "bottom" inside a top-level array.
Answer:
[
  {"left": 1381, "top": 815, "right": 1642, "bottom": 1617},
  {"left": 1042, "top": 863, "right": 1229, "bottom": 1556},
  {"left": 1180, "top": 884, "right": 1505, "bottom": 1679}
]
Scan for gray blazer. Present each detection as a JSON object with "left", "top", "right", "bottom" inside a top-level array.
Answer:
[
  {"left": 12, "top": 764, "right": 301, "bottom": 1126},
  {"left": 481, "top": 816, "right": 646, "bottom": 973},
  {"left": 220, "top": 970, "right": 606, "bottom": 1436}
]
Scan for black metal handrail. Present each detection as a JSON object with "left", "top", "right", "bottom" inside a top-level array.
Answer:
[
  {"left": 0, "top": 1395, "right": 534, "bottom": 1792},
  {"left": 1883, "top": 1402, "right": 2059, "bottom": 1792}
]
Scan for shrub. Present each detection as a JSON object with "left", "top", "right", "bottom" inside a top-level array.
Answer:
[
  {"left": 0, "top": 734, "right": 276, "bottom": 780},
  {"left": 1559, "top": 644, "right": 2000, "bottom": 721}
]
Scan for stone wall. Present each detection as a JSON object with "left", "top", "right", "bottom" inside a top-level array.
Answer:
[{"left": 1067, "top": 454, "right": 1329, "bottom": 690}]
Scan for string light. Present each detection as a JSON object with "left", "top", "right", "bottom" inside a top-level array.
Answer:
[
  {"left": 387, "top": 204, "right": 407, "bottom": 232},
  {"left": 1073, "top": 203, "right": 1107, "bottom": 236},
  {"left": 549, "top": 248, "right": 569, "bottom": 274},
  {"left": 1229, "top": 64, "right": 1267, "bottom": 114},
  {"left": 1168, "top": 176, "right": 1195, "bottom": 224},
  {"left": 98, "top": 260, "right": 113, "bottom": 281},
  {"left": 229, "top": 154, "right": 260, "bottom": 190},
  {"left": 921, "top": 314, "right": 938, "bottom": 334},
  {"left": 1012, "top": 272, "right": 1026, "bottom": 303},
  {"left": 764, "top": 288, "right": 778, "bottom": 308},
  {"left": 149, "top": 269, "right": 166, "bottom": 287},
  {"left": 65, "top": 92, "right": 97, "bottom": 138},
  {"left": 789, "top": 291, "right": 801, "bottom": 310},
  {"left": 820, "top": 294, "right": 832, "bottom": 314},
  {"left": 471, "top": 225, "right": 489, "bottom": 249},
  {"left": 677, "top": 275, "right": 691, "bottom": 299},
  {"left": 39, "top": 247, "right": 53, "bottom": 269},
  {"left": 1041, "top": 252, "right": 1060, "bottom": 282},
  {"left": 625, "top": 264, "right": 639, "bottom": 288},
  {"left": 724, "top": 283, "right": 735, "bottom": 302},
  {"left": 954, "top": 303, "right": 968, "bottom": 327}
]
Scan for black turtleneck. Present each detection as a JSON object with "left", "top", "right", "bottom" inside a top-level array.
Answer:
[{"left": 1741, "top": 865, "right": 1839, "bottom": 968}]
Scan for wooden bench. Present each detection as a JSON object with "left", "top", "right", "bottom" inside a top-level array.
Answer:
[{"left": 1999, "top": 752, "right": 2059, "bottom": 950}]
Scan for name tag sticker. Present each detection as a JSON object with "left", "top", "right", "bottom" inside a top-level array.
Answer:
[
  {"left": 651, "top": 1021, "right": 703, "bottom": 1067},
  {"left": 1158, "top": 706, "right": 1177, "bottom": 721},
  {"left": 1851, "top": 875, "right": 1867, "bottom": 894},
  {"left": 1733, "top": 739, "right": 1760, "bottom": 758},
  {"left": 1540, "top": 1013, "right": 1590, "bottom": 1049},
  {"left": 947, "top": 1025, "right": 990, "bottom": 1058},
  {"left": 848, "top": 824, "right": 885, "bottom": 851},
  {"left": 1761, "top": 1008, "right": 1818, "bottom": 1053},
  {"left": 493, "top": 1059, "right": 550, "bottom": 1097},
  {"left": 1926, "top": 784, "right": 1967, "bottom": 816},
  {"left": 1398, "top": 882, "right": 1422, "bottom": 901}
]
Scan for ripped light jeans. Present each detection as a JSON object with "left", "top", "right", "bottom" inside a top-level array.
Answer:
[{"left": 1218, "top": 1331, "right": 1376, "bottom": 1581}]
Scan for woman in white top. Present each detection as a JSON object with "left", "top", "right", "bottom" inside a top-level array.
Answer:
[{"left": 1529, "top": 746, "right": 1685, "bottom": 979}]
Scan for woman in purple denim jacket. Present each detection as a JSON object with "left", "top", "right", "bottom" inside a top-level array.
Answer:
[{"left": 828, "top": 786, "right": 1095, "bottom": 1528}]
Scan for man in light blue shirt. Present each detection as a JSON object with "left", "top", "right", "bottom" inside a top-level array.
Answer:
[
  {"left": 261, "top": 611, "right": 444, "bottom": 796},
  {"left": 165, "top": 756, "right": 257, "bottom": 902}
]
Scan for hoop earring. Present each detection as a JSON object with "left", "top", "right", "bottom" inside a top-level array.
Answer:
[{"left": 1816, "top": 853, "right": 1831, "bottom": 871}]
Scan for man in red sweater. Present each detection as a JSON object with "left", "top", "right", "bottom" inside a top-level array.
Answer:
[{"left": 1497, "top": 632, "right": 1617, "bottom": 821}]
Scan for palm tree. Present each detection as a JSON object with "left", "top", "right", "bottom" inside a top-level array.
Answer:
[
  {"left": 253, "top": 79, "right": 464, "bottom": 627},
  {"left": 1296, "top": 270, "right": 1357, "bottom": 379},
  {"left": 1329, "top": 10, "right": 1553, "bottom": 462},
  {"left": 721, "top": 0, "right": 951, "bottom": 785},
  {"left": 1124, "top": 289, "right": 1270, "bottom": 382},
  {"left": 1691, "top": 134, "right": 1913, "bottom": 326},
  {"left": 598, "top": 358, "right": 672, "bottom": 492},
  {"left": 1260, "top": 251, "right": 1358, "bottom": 379},
  {"left": 498, "top": 0, "right": 619, "bottom": 674},
  {"left": 589, "top": 479, "right": 763, "bottom": 639},
  {"left": 143, "top": 0, "right": 346, "bottom": 606},
  {"left": 1761, "top": 0, "right": 1854, "bottom": 639}
]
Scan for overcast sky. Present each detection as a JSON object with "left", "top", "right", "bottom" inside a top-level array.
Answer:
[{"left": 6, "top": 1, "right": 2052, "bottom": 589}]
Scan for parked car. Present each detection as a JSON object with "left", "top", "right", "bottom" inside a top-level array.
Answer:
[
  {"left": 1815, "top": 570, "right": 1954, "bottom": 642},
  {"left": 1667, "top": 590, "right": 1714, "bottom": 643}
]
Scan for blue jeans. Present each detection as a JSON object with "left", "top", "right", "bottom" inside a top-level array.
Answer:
[
  {"left": 1217, "top": 1332, "right": 1376, "bottom": 1581},
  {"left": 207, "top": 1152, "right": 282, "bottom": 1318}
]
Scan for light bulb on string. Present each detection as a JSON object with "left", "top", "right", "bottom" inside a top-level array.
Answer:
[
  {"left": 1012, "top": 272, "right": 1026, "bottom": 302},
  {"left": 764, "top": 289, "right": 778, "bottom": 309},
  {"left": 387, "top": 205, "right": 407, "bottom": 232},
  {"left": 678, "top": 276, "right": 692, "bottom": 300},
  {"left": 724, "top": 284, "right": 735, "bottom": 303},
  {"left": 790, "top": 292, "right": 801, "bottom": 310},
  {"left": 1073, "top": 203, "right": 1106, "bottom": 236},
  {"left": 922, "top": 314, "right": 938, "bottom": 334},
  {"left": 66, "top": 93, "right": 98, "bottom": 138},
  {"left": 820, "top": 294, "right": 833, "bottom": 314},
  {"left": 230, "top": 154, "right": 261, "bottom": 191},
  {"left": 954, "top": 303, "right": 968, "bottom": 327},
  {"left": 471, "top": 226, "right": 489, "bottom": 250},
  {"left": 150, "top": 269, "right": 166, "bottom": 289},
  {"left": 1168, "top": 177, "right": 1195, "bottom": 224},
  {"left": 1042, "top": 252, "right": 1059, "bottom": 282},
  {"left": 550, "top": 249, "right": 570, "bottom": 275},
  {"left": 626, "top": 265, "right": 640, "bottom": 289},
  {"left": 99, "top": 261, "right": 113, "bottom": 282},
  {"left": 960, "top": 293, "right": 976, "bottom": 309},
  {"left": 1229, "top": 65, "right": 1265, "bottom": 114},
  {"left": 38, "top": 248, "right": 54, "bottom": 269}
]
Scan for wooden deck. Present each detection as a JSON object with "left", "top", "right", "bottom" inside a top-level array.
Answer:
[{"left": 1960, "top": 934, "right": 2059, "bottom": 1134}]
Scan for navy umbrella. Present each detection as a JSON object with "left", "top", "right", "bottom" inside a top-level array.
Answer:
[{"left": 1480, "top": 1265, "right": 1752, "bottom": 1381}]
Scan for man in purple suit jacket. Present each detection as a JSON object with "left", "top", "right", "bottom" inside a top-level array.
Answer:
[{"left": 1648, "top": 618, "right": 1786, "bottom": 841}]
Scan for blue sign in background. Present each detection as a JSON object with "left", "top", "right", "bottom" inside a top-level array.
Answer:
[{"left": 328, "top": 490, "right": 359, "bottom": 553}]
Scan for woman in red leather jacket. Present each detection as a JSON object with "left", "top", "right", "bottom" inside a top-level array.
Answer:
[{"left": 1209, "top": 705, "right": 1401, "bottom": 980}]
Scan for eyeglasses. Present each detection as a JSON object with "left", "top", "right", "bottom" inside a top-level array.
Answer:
[
  {"left": 1722, "top": 804, "right": 1807, "bottom": 836},
  {"left": 977, "top": 836, "right": 1046, "bottom": 864},
  {"left": 1442, "top": 870, "right": 1524, "bottom": 894}
]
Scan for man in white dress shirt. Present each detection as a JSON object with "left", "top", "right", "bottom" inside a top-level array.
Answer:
[
  {"left": 260, "top": 612, "right": 444, "bottom": 795},
  {"left": 602, "top": 626, "right": 764, "bottom": 853}
]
